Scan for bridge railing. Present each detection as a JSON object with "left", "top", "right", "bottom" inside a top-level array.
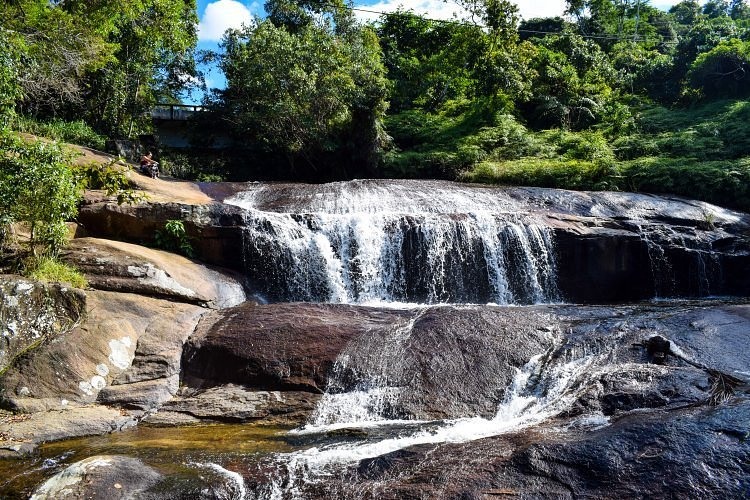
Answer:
[{"left": 151, "top": 103, "right": 205, "bottom": 121}]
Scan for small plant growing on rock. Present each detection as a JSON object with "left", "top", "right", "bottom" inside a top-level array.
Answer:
[
  {"left": 154, "top": 220, "right": 195, "bottom": 258},
  {"left": 26, "top": 256, "right": 87, "bottom": 289},
  {"left": 699, "top": 205, "right": 716, "bottom": 231}
]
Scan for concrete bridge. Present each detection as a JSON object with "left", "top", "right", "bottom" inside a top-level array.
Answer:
[{"left": 150, "top": 103, "right": 230, "bottom": 149}]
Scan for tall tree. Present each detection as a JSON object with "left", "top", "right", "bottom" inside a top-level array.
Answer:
[
  {"left": 65, "top": 0, "right": 200, "bottom": 137},
  {"left": 217, "top": 0, "right": 388, "bottom": 178},
  {"left": 0, "top": 1, "right": 113, "bottom": 118},
  {"left": 0, "top": 29, "right": 24, "bottom": 128}
]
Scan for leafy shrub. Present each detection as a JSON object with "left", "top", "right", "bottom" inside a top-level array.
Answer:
[
  {"left": 160, "top": 152, "right": 227, "bottom": 182},
  {"left": 619, "top": 157, "right": 750, "bottom": 210},
  {"left": 554, "top": 130, "right": 615, "bottom": 162},
  {"left": 461, "top": 158, "right": 615, "bottom": 191},
  {"left": 26, "top": 256, "right": 87, "bottom": 288},
  {"left": 611, "top": 135, "right": 661, "bottom": 160},
  {"left": 74, "top": 160, "right": 147, "bottom": 204},
  {"left": 154, "top": 220, "right": 195, "bottom": 258},
  {"left": 0, "top": 133, "right": 81, "bottom": 256},
  {"left": 688, "top": 39, "right": 750, "bottom": 99},
  {"left": 0, "top": 30, "right": 23, "bottom": 128}
]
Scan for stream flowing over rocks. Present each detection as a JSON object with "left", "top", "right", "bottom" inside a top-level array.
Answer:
[{"left": 2, "top": 180, "right": 750, "bottom": 498}]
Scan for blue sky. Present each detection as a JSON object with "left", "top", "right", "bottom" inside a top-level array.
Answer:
[{"left": 190, "top": 0, "right": 693, "bottom": 102}]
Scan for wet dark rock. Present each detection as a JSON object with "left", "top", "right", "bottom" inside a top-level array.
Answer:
[
  {"left": 645, "top": 335, "right": 671, "bottom": 364},
  {"left": 326, "top": 306, "right": 556, "bottom": 419},
  {"left": 303, "top": 399, "right": 750, "bottom": 499},
  {"left": 180, "top": 303, "right": 556, "bottom": 419},
  {"left": 181, "top": 303, "right": 412, "bottom": 393}
]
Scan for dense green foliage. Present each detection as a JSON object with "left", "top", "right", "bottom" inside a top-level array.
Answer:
[
  {"left": 213, "top": 0, "right": 388, "bottom": 179},
  {"left": 0, "top": 0, "right": 199, "bottom": 138},
  {"left": 13, "top": 117, "right": 107, "bottom": 150},
  {"left": 461, "top": 100, "right": 750, "bottom": 209},
  {"left": 0, "top": 29, "right": 23, "bottom": 128},
  {"left": 1, "top": 0, "right": 750, "bottom": 210},
  {"left": 375, "top": 0, "right": 750, "bottom": 210}
]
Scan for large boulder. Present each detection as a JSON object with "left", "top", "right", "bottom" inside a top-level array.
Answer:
[
  {"left": 1, "top": 290, "right": 204, "bottom": 409},
  {"left": 0, "top": 289, "right": 205, "bottom": 456},
  {"left": 145, "top": 384, "right": 320, "bottom": 426},
  {"left": 181, "top": 303, "right": 411, "bottom": 393},
  {"left": 30, "top": 455, "right": 163, "bottom": 500},
  {"left": 61, "top": 238, "right": 246, "bottom": 308},
  {"left": 181, "top": 303, "right": 557, "bottom": 419}
]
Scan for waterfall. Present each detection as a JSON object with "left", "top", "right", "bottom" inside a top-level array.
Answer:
[
  {"left": 255, "top": 325, "right": 668, "bottom": 498},
  {"left": 304, "top": 309, "right": 426, "bottom": 429},
  {"left": 227, "top": 181, "right": 559, "bottom": 304}
]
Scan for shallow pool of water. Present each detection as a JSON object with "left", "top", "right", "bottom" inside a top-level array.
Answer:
[{"left": 0, "top": 422, "right": 293, "bottom": 498}]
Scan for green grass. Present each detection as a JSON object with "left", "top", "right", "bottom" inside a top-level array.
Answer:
[
  {"left": 26, "top": 257, "right": 88, "bottom": 289},
  {"left": 12, "top": 116, "right": 107, "bottom": 150}
]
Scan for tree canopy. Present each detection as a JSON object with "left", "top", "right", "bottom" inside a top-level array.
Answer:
[{"left": 1, "top": 0, "right": 750, "bottom": 209}]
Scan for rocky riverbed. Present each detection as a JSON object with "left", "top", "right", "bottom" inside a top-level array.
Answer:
[{"left": 1, "top": 174, "right": 749, "bottom": 498}]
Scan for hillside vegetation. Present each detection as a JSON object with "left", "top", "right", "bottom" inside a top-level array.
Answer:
[{"left": 1, "top": 0, "right": 750, "bottom": 210}]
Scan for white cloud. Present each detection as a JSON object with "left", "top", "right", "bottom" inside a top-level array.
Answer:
[
  {"left": 514, "top": 0, "right": 568, "bottom": 20},
  {"left": 355, "top": 0, "right": 470, "bottom": 23},
  {"left": 198, "top": 0, "right": 256, "bottom": 41},
  {"left": 355, "top": 0, "right": 689, "bottom": 24},
  {"left": 354, "top": 0, "right": 568, "bottom": 23}
]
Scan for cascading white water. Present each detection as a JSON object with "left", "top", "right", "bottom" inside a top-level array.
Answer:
[
  {"left": 227, "top": 182, "right": 559, "bottom": 304},
  {"left": 220, "top": 182, "right": 749, "bottom": 498},
  {"left": 304, "top": 309, "right": 427, "bottom": 430},
  {"left": 636, "top": 222, "right": 722, "bottom": 297},
  {"left": 257, "top": 327, "right": 672, "bottom": 499}
]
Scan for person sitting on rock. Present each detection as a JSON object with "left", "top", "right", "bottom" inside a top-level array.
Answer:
[{"left": 139, "top": 151, "right": 159, "bottom": 178}]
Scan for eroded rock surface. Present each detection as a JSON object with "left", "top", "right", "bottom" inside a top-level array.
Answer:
[
  {"left": 77, "top": 199, "right": 246, "bottom": 271},
  {"left": 317, "top": 399, "right": 750, "bottom": 500},
  {"left": 61, "top": 237, "right": 246, "bottom": 308},
  {"left": 0, "top": 277, "right": 86, "bottom": 374},
  {"left": 1, "top": 290, "right": 204, "bottom": 407}
]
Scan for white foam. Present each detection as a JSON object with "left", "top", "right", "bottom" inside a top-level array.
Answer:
[{"left": 190, "top": 462, "right": 246, "bottom": 500}]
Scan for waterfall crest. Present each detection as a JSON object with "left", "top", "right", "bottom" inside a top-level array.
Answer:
[{"left": 228, "top": 181, "right": 559, "bottom": 304}]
